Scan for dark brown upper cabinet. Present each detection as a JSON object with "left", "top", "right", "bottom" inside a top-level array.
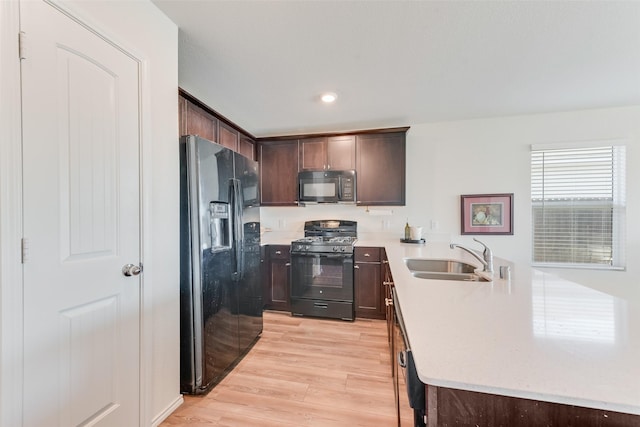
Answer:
[
  {"left": 218, "top": 122, "right": 239, "bottom": 152},
  {"left": 355, "top": 132, "right": 406, "bottom": 206},
  {"left": 258, "top": 128, "right": 407, "bottom": 206},
  {"left": 299, "top": 135, "right": 355, "bottom": 171},
  {"left": 180, "top": 96, "right": 218, "bottom": 142},
  {"left": 238, "top": 134, "right": 256, "bottom": 161},
  {"left": 178, "top": 89, "right": 256, "bottom": 161},
  {"left": 259, "top": 140, "right": 299, "bottom": 206}
]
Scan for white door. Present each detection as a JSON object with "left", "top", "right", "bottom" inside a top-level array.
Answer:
[{"left": 20, "top": 1, "right": 141, "bottom": 426}]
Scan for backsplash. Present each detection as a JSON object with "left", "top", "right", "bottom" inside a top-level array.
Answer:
[{"left": 260, "top": 205, "right": 452, "bottom": 242}]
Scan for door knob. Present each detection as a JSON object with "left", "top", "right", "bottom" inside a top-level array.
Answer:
[{"left": 122, "top": 263, "right": 142, "bottom": 277}]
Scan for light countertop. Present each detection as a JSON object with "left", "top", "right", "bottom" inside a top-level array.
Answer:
[
  {"left": 379, "top": 239, "right": 640, "bottom": 416},
  {"left": 260, "top": 232, "right": 640, "bottom": 415}
]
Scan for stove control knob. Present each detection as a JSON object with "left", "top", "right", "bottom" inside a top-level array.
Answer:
[{"left": 341, "top": 247, "right": 346, "bottom": 252}]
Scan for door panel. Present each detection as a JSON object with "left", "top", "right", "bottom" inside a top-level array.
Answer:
[
  {"left": 59, "top": 47, "right": 118, "bottom": 260},
  {"left": 59, "top": 297, "right": 119, "bottom": 426},
  {"left": 20, "top": 2, "right": 141, "bottom": 426}
]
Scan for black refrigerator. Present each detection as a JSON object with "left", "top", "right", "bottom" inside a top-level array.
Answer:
[{"left": 179, "top": 135, "right": 263, "bottom": 394}]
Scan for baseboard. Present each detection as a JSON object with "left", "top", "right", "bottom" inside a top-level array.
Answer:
[{"left": 151, "top": 394, "right": 184, "bottom": 427}]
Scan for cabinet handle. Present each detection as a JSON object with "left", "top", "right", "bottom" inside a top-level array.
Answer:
[
  {"left": 383, "top": 281, "right": 394, "bottom": 286},
  {"left": 364, "top": 253, "right": 370, "bottom": 257},
  {"left": 285, "top": 262, "right": 290, "bottom": 267},
  {"left": 385, "top": 298, "right": 393, "bottom": 307},
  {"left": 382, "top": 260, "right": 389, "bottom": 264},
  {"left": 275, "top": 250, "right": 281, "bottom": 255},
  {"left": 354, "top": 265, "right": 360, "bottom": 269}
]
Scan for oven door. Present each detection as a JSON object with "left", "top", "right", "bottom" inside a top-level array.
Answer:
[{"left": 290, "top": 252, "right": 354, "bottom": 301}]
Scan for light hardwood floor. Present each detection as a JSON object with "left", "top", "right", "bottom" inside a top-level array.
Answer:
[{"left": 161, "top": 311, "right": 397, "bottom": 426}]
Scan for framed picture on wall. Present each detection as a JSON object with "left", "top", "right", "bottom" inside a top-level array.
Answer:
[{"left": 461, "top": 193, "right": 513, "bottom": 235}]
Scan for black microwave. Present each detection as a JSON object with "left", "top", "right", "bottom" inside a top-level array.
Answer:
[{"left": 298, "top": 170, "right": 356, "bottom": 203}]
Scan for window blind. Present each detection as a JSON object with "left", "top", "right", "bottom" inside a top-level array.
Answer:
[{"left": 531, "top": 145, "right": 626, "bottom": 268}]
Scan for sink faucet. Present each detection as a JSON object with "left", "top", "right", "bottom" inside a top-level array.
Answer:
[{"left": 450, "top": 238, "right": 493, "bottom": 273}]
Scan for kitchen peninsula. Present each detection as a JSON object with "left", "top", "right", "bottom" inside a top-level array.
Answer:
[{"left": 374, "top": 239, "right": 640, "bottom": 425}]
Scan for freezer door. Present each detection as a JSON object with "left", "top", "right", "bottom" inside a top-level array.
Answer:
[
  {"left": 234, "top": 152, "right": 260, "bottom": 208},
  {"left": 234, "top": 153, "right": 263, "bottom": 351}
]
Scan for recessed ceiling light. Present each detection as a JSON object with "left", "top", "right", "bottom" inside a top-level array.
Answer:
[{"left": 321, "top": 92, "right": 338, "bottom": 103}]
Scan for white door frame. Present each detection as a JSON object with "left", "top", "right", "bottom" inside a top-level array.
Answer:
[
  {"left": 0, "top": 1, "right": 154, "bottom": 425},
  {"left": 0, "top": 1, "right": 25, "bottom": 426}
]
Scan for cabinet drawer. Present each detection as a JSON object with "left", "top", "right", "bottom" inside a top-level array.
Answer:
[
  {"left": 268, "top": 245, "right": 290, "bottom": 259},
  {"left": 355, "top": 247, "right": 381, "bottom": 263}
]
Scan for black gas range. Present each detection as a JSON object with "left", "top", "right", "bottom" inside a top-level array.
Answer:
[
  {"left": 290, "top": 220, "right": 357, "bottom": 321},
  {"left": 291, "top": 236, "right": 357, "bottom": 254}
]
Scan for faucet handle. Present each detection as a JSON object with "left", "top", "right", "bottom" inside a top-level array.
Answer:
[
  {"left": 473, "top": 237, "right": 488, "bottom": 249},
  {"left": 473, "top": 238, "right": 492, "bottom": 255}
]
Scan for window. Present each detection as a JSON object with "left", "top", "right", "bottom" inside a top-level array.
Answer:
[{"left": 531, "top": 144, "right": 626, "bottom": 269}]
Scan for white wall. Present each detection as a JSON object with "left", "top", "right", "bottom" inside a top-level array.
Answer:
[{"left": 261, "top": 106, "right": 640, "bottom": 298}]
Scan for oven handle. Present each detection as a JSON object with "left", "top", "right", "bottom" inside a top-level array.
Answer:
[{"left": 290, "top": 253, "right": 353, "bottom": 259}]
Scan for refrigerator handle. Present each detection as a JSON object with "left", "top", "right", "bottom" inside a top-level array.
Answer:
[
  {"left": 231, "top": 178, "right": 245, "bottom": 279},
  {"left": 236, "top": 179, "right": 245, "bottom": 279}
]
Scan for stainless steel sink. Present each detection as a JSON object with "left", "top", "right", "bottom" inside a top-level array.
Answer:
[
  {"left": 404, "top": 258, "right": 476, "bottom": 274},
  {"left": 404, "top": 258, "right": 490, "bottom": 282},
  {"left": 411, "top": 271, "right": 490, "bottom": 282}
]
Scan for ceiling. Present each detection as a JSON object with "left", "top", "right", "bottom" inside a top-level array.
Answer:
[{"left": 152, "top": 0, "right": 640, "bottom": 138}]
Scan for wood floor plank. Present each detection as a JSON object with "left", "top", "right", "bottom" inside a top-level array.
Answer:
[{"left": 161, "top": 311, "right": 397, "bottom": 427}]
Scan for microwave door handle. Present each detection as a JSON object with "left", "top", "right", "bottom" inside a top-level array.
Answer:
[{"left": 337, "top": 176, "right": 342, "bottom": 200}]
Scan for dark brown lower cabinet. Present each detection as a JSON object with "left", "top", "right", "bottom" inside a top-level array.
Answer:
[
  {"left": 425, "top": 385, "right": 640, "bottom": 426},
  {"left": 382, "top": 250, "right": 393, "bottom": 341},
  {"left": 263, "top": 245, "right": 291, "bottom": 311},
  {"left": 382, "top": 249, "right": 395, "bottom": 377},
  {"left": 354, "top": 247, "right": 385, "bottom": 319}
]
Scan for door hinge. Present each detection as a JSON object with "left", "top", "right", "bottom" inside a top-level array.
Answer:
[
  {"left": 21, "top": 238, "right": 29, "bottom": 263},
  {"left": 18, "top": 31, "right": 26, "bottom": 60}
]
